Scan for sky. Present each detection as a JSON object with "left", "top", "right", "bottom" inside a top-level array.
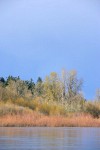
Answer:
[{"left": 0, "top": 0, "right": 100, "bottom": 99}]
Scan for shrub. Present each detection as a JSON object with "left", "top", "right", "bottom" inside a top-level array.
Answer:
[
  {"left": 0, "top": 102, "right": 32, "bottom": 116},
  {"left": 85, "top": 102, "right": 100, "bottom": 118},
  {"left": 11, "top": 98, "right": 35, "bottom": 110},
  {"left": 39, "top": 102, "right": 66, "bottom": 116}
]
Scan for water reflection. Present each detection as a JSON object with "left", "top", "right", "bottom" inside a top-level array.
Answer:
[{"left": 0, "top": 127, "right": 100, "bottom": 150}]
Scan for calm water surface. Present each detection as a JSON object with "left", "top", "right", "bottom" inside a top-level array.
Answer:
[{"left": 0, "top": 127, "right": 100, "bottom": 150}]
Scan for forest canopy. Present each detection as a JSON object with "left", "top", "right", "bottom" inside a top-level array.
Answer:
[
  {"left": 0, "top": 70, "right": 84, "bottom": 103},
  {"left": 0, "top": 70, "right": 100, "bottom": 119}
]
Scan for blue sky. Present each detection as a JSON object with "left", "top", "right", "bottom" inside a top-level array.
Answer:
[{"left": 0, "top": 0, "right": 100, "bottom": 99}]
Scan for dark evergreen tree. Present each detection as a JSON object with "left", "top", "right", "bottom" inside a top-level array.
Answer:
[
  {"left": 0, "top": 77, "right": 5, "bottom": 83},
  {"left": 35, "top": 77, "right": 43, "bottom": 96}
]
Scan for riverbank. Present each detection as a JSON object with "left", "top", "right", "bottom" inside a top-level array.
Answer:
[
  {"left": 0, "top": 100, "right": 100, "bottom": 127},
  {"left": 0, "top": 112, "right": 100, "bottom": 127}
]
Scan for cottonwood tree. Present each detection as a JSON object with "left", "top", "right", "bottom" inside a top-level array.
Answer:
[
  {"left": 66, "top": 70, "right": 83, "bottom": 98},
  {"left": 60, "top": 69, "right": 83, "bottom": 103},
  {"left": 43, "top": 72, "right": 62, "bottom": 102},
  {"left": 96, "top": 89, "right": 100, "bottom": 101},
  {"left": 60, "top": 69, "right": 67, "bottom": 102}
]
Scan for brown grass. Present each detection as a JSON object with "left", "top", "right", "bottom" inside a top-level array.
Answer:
[{"left": 0, "top": 112, "right": 100, "bottom": 127}]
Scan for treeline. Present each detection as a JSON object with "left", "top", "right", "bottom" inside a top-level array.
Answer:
[
  {"left": 0, "top": 70, "right": 84, "bottom": 102},
  {"left": 0, "top": 70, "right": 100, "bottom": 118}
]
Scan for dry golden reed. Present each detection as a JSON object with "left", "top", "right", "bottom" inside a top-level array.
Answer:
[{"left": 0, "top": 113, "right": 100, "bottom": 127}]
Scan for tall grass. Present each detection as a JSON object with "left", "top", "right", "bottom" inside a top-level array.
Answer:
[
  {"left": 0, "top": 99, "right": 100, "bottom": 127},
  {"left": 0, "top": 113, "right": 100, "bottom": 127},
  {"left": 1, "top": 98, "right": 100, "bottom": 117}
]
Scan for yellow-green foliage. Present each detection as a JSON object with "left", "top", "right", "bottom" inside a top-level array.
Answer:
[
  {"left": 11, "top": 98, "right": 67, "bottom": 116},
  {"left": 7, "top": 97, "right": 42, "bottom": 112},
  {"left": 85, "top": 101, "right": 100, "bottom": 118},
  {"left": 43, "top": 72, "right": 62, "bottom": 102},
  {"left": 9, "top": 98, "right": 35, "bottom": 110},
  {"left": 3, "top": 98, "right": 84, "bottom": 116},
  {"left": 39, "top": 102, "right": 66, "bottom": 116},
  {"left": 64, "top": 98, "right": 85, "bottom": 112},
  {"left": 1, "top": 98, "right": 100, "bottom": 118},
  {"left": 0, "top": 101, "right": 32, "bottom": 116}
]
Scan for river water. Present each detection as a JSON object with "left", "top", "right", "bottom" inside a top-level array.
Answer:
[{"left": 0, "top": 127, "right": 100, "bottom": 150}]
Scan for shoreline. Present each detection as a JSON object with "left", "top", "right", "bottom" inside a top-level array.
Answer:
[{"left": 0, "top": 113, "right": 100, "bottom": 127}]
